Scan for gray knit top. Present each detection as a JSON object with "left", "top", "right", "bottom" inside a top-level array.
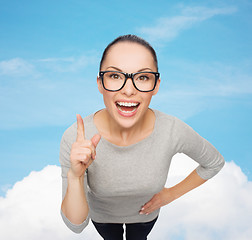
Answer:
[{"left": 59, "top": 109, "right": 225, "bottom": 233}]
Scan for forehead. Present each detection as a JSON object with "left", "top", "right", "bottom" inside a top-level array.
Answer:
[{"left": 103, "top": 42, "right": 156, "bottom": 71}]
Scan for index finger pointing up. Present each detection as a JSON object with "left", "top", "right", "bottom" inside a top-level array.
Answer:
[{"left": 76, "top": 114, "right": 85, "bottom": 142}]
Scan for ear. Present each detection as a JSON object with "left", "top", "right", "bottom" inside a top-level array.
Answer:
[
  {"left": 152, "top": 78, "right": 161, "bottom": 96},
  {"left": 97, "top": 76, "right": 103, "bottom": 94}
]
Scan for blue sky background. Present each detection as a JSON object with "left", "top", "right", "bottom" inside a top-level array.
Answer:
[{"left": 0, "top": 0, "right": 251, "bottom": 199}]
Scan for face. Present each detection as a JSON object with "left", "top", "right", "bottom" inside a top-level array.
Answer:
[{"left": 97, "top": 42, "right": 160, "bottom": 129}]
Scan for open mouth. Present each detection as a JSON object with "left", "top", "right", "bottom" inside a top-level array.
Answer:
[{"left": 116, "top": 101, "right": 140, "bottom": 114}]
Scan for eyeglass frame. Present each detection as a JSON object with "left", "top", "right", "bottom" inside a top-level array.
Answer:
[{"left": 98, "top": 70, "right": 160, "bottom": 92}]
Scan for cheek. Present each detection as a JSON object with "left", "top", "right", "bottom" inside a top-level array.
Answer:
[
  {"left": 142, "top": 94, "right": 153, "bottom": 106},
  {"left": 102, "top": 92, "right": 115, "bottom": 108}
]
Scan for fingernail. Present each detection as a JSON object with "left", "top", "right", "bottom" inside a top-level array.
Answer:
[
  {"left": 141, "top": 207, "right": 145, "bottom": 211},
  {"left": 145, "top": 213, "right": 149, "bottom": 216},
  {"left": 139, "top": 211, "right": 144, "bottom": 215}
]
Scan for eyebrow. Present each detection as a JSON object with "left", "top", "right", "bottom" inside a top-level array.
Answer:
[{"left": 106, "top": 66, "right": 154, "bottom": 72}]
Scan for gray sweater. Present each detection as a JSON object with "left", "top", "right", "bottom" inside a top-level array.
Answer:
[{"left": 59, "top": 109, "right": 225, "bottom": 233}]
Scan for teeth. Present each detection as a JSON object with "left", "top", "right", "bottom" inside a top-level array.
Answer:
[
  {"left": 117, "top": 106, "right": 137, "bottom": 113},
  {"left": 117, "top": 102, "right": 139, "bottom": 107}
]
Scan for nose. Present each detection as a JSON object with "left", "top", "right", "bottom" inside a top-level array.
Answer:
[{"left": 121, "top": 77, "right": 137, "bottom": 96}]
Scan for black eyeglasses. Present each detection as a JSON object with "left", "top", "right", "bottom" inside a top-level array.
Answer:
[{"left": 99, "top": 71, "right": 160, "bottom": 92}]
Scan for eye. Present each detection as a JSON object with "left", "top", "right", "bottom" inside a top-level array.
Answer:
[
  {"left": 109, "top": 73, "right": 121, "bottom": 79},
  {"left": 137, "top": 75, "right": 149, "bottom": 81}
]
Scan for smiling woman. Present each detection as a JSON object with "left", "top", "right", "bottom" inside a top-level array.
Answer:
[{"left": 59, "top": 34, "right": 225, "bottom": 240}]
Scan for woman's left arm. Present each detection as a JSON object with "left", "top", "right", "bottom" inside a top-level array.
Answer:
[
  {"left": 140, "top": 116, "right": 225, "bottom": 215},
  {"left": 140, "top": 169, "right": 206, "bottom": 215}
]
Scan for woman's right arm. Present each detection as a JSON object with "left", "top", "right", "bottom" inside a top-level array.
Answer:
[
  {"left": 60, "top": 114, "right": 101, "bottom": 233},
  {"left": 61, "top": 169, "right": 89, "bottom": 225}
]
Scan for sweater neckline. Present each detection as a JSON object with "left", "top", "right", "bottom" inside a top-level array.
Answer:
[{"left": 90, "top": 108, "right": 159, "bottom": 149}]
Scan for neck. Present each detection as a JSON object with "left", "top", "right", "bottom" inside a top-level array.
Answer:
[{"left": 94, "top": 108, "right": 155, "bottom": 146}]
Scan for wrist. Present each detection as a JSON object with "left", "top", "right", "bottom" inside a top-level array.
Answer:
[
  {"left": 166, "top": 187, "right": 179, "bottom": 202},
  {"left": 67, "top": 169, "right": 85, "bottom": 182}
]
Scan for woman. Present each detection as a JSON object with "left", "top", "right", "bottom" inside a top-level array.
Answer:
[{"left": 59, "top": 34, "right": 225, "bottom": 240}]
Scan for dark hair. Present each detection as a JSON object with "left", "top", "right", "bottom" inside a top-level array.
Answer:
[{"left": 99, "top": 34, "right": 158, "bottom": 71}]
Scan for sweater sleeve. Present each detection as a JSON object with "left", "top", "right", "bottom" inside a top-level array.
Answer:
[
  {"left": 59, "top": 130, "right": 90, "bottom": 233},
  {"left": 173, "top": 117, "right": 225, "bottom": 180}
]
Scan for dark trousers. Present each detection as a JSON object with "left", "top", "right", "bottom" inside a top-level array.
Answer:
[{"left": 92, "top": 217, "right": 158, "bottom": 240}]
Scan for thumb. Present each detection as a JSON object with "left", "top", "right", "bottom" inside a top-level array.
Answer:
[{"left": 91, "top": 134, "right": 101, "bottom": 148}]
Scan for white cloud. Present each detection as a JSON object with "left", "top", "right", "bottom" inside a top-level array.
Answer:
[
  {"left": 36, "top": 54, "right": 99, "bottom": 72},
  {"left": 38, "top": 57, "right": 75, "bottom": 62},
  {"left": 0, "top": 156, "right": 251, "bottom": 240},
  {"left": 0, "top": 165, "right": 101, "bottom": 240},
  {"left": 0, "top": 58, "right": 39, "bottom": 77},
  {"left": 0, "top": 53, "right": 99, "bottom": 79},
  {"left": 149, "top": 154, "right": 252, "bottom": 240},
  {"left": 138, "top": 6, "right": 237, "bottom": 42}
]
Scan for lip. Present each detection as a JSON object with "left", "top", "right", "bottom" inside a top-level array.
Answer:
[{"left": 115, "top": 99, "right": 140, "bottom": 117}]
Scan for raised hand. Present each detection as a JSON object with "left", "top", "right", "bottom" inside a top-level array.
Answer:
[{"left": 69, "top": 114, "right": 101, "bottom": 178}]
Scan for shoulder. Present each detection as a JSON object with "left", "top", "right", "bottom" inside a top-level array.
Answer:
[
  {"left": 153, "top": 109, "right": 182, "bottom": 127},
  {"left": 152, "top": 109, "right": 194, "bottom": 136}
]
